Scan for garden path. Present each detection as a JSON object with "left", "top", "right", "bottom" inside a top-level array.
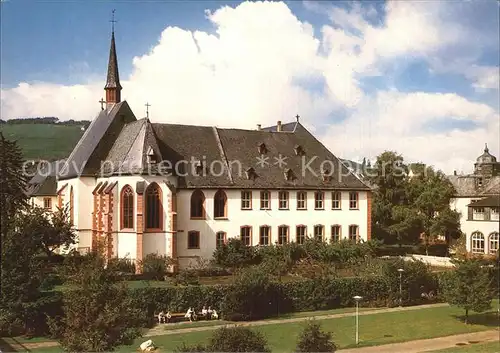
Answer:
[
  {"left": 338, "top": 329, "right": 499, "bottom": 353},
  {"left": 145, "top": 303, "right": 449, "bottom": 337}
]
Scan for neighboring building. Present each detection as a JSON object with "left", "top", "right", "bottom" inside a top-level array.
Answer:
[
  {"left": 449, "top": 145, "right": 500, "bottom": 255},
  {"left": 26, "top": 160, "right": 65, "bottom": 212},
  {"left": 51, "top": 29, "right": 372, "bottom": 270}
]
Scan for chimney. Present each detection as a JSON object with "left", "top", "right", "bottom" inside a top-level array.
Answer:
[
  {"left": 257, "top": 124, "right": 261, "bottom": 131},
  {"left": 277, "top": 121, "right": 282, "bottom": 132}
]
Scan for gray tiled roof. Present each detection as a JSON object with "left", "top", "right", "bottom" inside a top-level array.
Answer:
[
  {"left": 59, "top": 101, "right": 136, "bottom": 180},
  {"left": 26, "top": 160, "right": 65, "bottom": 196},
  {"left": 105, "top": 32, "right": 122, "bottom": 90},
  {"left": 468, "top": 195, "right": 500, "bottom": 207},
  {"left": 448, "top": 175, "right": 500, "bottom": 197}
]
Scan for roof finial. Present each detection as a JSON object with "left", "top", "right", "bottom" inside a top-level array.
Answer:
[
  {"left": 295, "top": 114, "right": 300, "bottom": 122},
  {"left": 485, "top": 143, "right": 489, "bottom": 153},
  {"left": 99, "top": 98, "right": 106, "bottom": 110},
  {"left": 145, "top": 102, "right": 151, "bottom": 119},
  {"left": 110, "top": 9, "right": 117, "bottom": 33}
]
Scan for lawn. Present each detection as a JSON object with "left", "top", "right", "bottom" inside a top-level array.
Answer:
[
  {"left": 431, "top": 341, "right": 500, "bottom": 352},
  {"left": 0, "top": 124, "right": 84, "bottom": 161},
  {"left": 117, "top": 305, "right": 499, "bottom": 352}
]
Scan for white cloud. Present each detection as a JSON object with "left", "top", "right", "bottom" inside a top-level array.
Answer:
[{"left": 0, "top": 0, "right": 498, "bottom": 174}]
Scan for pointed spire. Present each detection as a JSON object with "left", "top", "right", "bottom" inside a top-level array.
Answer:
[
  {"left": 104, "top": 10, "right": 122, "bottom": 105},
  {"left": 484, "top": 143, "right": 489, "bottom": 153}
]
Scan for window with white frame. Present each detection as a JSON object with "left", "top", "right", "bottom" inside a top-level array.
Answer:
[
  {"left": 241, "top": 191, "right": 252, "bottom": 210},
  {"left": 296, "top": 191, "right": 307, "bottom": 210},
  {"left": 348, "top": 225, "right": 359, "bottom": 242},
  {"left": 489, "top": 232, "right": 499, "bottom": 254},
  {"left": 473, "top": 207, "right": 485, "bottom": 220},
  {"left": 278, "top": 191, "right": 289, "bottom": 210},
  {"left": 216, "top": 231, "right": 226, "bottom": 249},
  {"left": 349, "top": 192, "right": 358, "bottom": 209},
  {"left": 260, "top": 191, "right": 270, "bottom": 210},
  {"left": 43, "top": 197, "right": 52, "bottom": 210},
  {"left": 278, "top": 225, "right": 288, "bottom": 245},
  {"left": 491, "top": 207, "right": 499, "bottom": 221},
  {"left": 471, "top": 231, "right": 485, "bottom": 253},
  {"left": 296, "top": 225, "right": 306, "bottom": 244},
  {"left": 331, "top": 225, "right": 341, "bottom": 242},
  {"left": 332, "top": 191, "right": 341, "bottom": 210},
  {"left": 314, "top": 191, "right": 324, "bottom": 210},
  {"left": 313, "top": 225, "right": 324, "bottom": 241},
  {"left": 259, "top": 226, "right": 270, "bottom": 245},
  {"left": 240, "top": 226, "right": 251, "bottom": 246}
]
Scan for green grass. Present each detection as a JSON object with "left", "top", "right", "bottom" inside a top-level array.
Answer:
[
  {"left": 117, "top": 305, "right": 499, "bottom": 352},
  {"left": 0, "top": 124, "right": 84, "bottom": 160},
  {"left": 431, "top": 341, "right": 500, "bottom": 352}
]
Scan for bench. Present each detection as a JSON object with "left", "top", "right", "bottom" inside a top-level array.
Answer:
[{"left": 154, "top": 312, "right": 187, "bottom": 323}]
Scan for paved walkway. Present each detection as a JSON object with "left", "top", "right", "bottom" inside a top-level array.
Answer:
[
  {"left": 145, "top": 303, "right": 449, "bottom": 337},
  {"left": 338, "top": 330, "right": 500, "bottom": 353}
]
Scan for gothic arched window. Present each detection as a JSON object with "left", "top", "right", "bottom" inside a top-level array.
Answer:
[
  {"left": 145, "top": 182, "right": 162, "bottom": 230},
  {"left": 190, "top": 190, "right": 206, "bottom": 219},
  {"left": 214, "top": 190, "right": 227, "bottom": 218},
  {"left": 121, "top": 185, "right": 134, "bottom": 229}
]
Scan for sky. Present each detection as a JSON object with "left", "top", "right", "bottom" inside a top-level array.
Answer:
[{"left": 1, "top": 0, "right": 499, "bottom": 174}]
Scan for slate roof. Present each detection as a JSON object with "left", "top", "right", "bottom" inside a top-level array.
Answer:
[
  {"left": 97, "top": 119, "right": 370, "bottom": 190},
  {"left": 448, "top": 175, "right": 500, "bottom": 197},
  {"left": 468, "top": 195, "right": 500, "bottom": 207},
  {"left": 26, "top": 160, "right": 65, "bottom": 196},
  {"left": 105, "top": 32, "right": 122, "bottom": 90},
  {"left": 59, "top": 101, "right": 136, "bottom": 180}
]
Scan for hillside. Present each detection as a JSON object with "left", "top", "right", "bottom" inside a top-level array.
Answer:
[{"left": 0, "top": 124, "right": 84, "bottom": 161}]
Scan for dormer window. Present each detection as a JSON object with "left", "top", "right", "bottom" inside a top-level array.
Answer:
[
  {"left": 147, "top": 146, "right": 157, "bottom": 164},
  {"left": 321, "top": 169, "right": 332, "bottom": 182},
  {"left": 246, "top": 167, "right": 257, "bottom": 180},
  {"left": 258, "top": 143, "right": 267, "bottom": 155},
  {"left": 294, "top": 145, "right": 305, "bottom": 156},
  {"left": 284, "top": 168, "right": 294, "bottom": 181},
  {"left": 193, "top": 160, "right": 205, "bottom": 176}
]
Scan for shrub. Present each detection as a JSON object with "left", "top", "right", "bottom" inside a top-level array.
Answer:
[
  {"left": 137, "top": 254, "right": 174, "bottom": 280},
  {"left": 210, "top": 326, "right": 270, "bottom": 352},
  {"left": 171, "top": 269, "right": 200, "bottom": 286},
  {"left": 222, "top": 267, "right": 279, "bottom": 321},
  {"left": 296, "top": 321, "right": 336, "bottom": 352},
  {"left": 107, "top": 257, "right": 136, "bottom": 274},
  {"left": 212, "top": 238, "right": 258, "bottom": 269}
]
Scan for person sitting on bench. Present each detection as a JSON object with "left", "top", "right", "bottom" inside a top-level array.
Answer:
[
  {"left": 207, "top": 306, "right": 213, "bottom": 319},
  {"left": 185, "top": 307, "right": 194, "bottom": 322},
  {"left": 158, "top": 311, "right": 165, "bottom": 324},
  {"left": 211, "top": 309, "right": 219, "bottom": 320},
  {"left": 201, "top": 306, "right": 208, "bottom": 319},
  {"left": 165, "top": 311, "right": 172, "bottom": 323}
]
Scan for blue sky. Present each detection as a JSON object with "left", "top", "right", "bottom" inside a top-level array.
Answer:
[{"left": 1, "top": 0, "right": 499, "bottom": 173}]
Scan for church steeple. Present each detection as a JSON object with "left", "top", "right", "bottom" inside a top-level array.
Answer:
[{"left": 104, "top": 11, "right": 121, "bottom": 106}]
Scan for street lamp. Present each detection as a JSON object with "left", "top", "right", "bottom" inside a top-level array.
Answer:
[
  {"left": 397, "top": 268, "right": 404, "bottom": 307},
  {"left": 353, "top": 295, "right": 363, "bottom": 345}
]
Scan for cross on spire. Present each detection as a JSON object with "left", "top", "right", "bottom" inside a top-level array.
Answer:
[
  {"left": 145, "top": 102, "right": 151, "bottom": 119},
  {"left": 99, "top": 98, "right": 106, "bottom": 110},
  {"left": 295, "top": 114, "right": 300, "bottom": 122},
  {"left": 110, "top": 9, "right": 117, "bottom": 33}
]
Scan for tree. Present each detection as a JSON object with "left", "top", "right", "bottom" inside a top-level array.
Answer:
[
  {"left": 175, "top": 326, "right": 270, "bottom": 352},
  {"left": 406, "top": 166, "right": 461, "bottom": 254},
  {"left": 212, "top": 238, "right": 258, "bottom": 269},
  {"left": 0, "top": 133, "right": 27, "bottom": 239},
  {"left": 296, "top": 321, "right": 336, "bottom": 352},
  {"left": 51, "top": 251, "right": 143, "bottom": 351},
  {"left": 442, "top": 259, "right": 495, "bottom": 324},
  {"left": 369, "top": 151, "right": 410, "bottom": 245}
]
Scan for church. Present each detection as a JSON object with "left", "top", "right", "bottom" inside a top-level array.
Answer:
[{"left": 29, "top": 30, "right": 373, "bottom": 270}]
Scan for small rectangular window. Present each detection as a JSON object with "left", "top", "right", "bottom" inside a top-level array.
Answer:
[
  {"left": 349, "top": 225, "right": 358, "bottom": 242},
  {"left": 296, "top": 191, "right": 307, "bottom": 210},
  {"left": 43, "top": 197, "right": 52, "bottom": 210},
  {"left": 260, "top": 191, "right": 270, "bottom": 210},
  {"left": 278, "top": 191, "right": 289, "bottom": 210},
  {"left": 349, "top": 192, "right": 358, "bottom": 209},
  {"left": 332, "top": 192, "right": 341, "bottom": 209},
  {"left": 259, "top": 226, "right": 270, "bottom": 245},
  {"left": 331, "top": 225, "right": 341, "bottom": 242},
  {"left": 296, "top": 225, "right": 306, "bottom": 244},
  {"left": 314, "top": 225, "right": 324, "bottom": 241},
  {"left": 278, "top": 226, "right": 288, "bottom": 244},
  {"left": 241, "top": 191, "right": 252, "bottom": 210},
  {"left": 241, "top": 226, "right": 252, "bottom": 246},
  {"left": 314, "top": 191, "right": 324, "bottom": 210},
  {"left": 188, "top": 231, "right": 200, "bottom": 249},
  {"left": 216, "top": 232, "right": 226, "bottom": 249}
]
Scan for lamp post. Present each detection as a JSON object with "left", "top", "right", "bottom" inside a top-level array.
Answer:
[
  {"left": 353, "top": 295, "right": 362, "bottom": 345},
  {"left": 397, "top": 268, "right": 404, "bottom": 307}
]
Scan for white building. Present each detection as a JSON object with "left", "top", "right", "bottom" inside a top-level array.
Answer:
[
  {"left": 449, "top": 145, "right": 500, "bottom": 255},
  {"left": 30, "top": 30, "right": 372, "bottom": 271}
]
